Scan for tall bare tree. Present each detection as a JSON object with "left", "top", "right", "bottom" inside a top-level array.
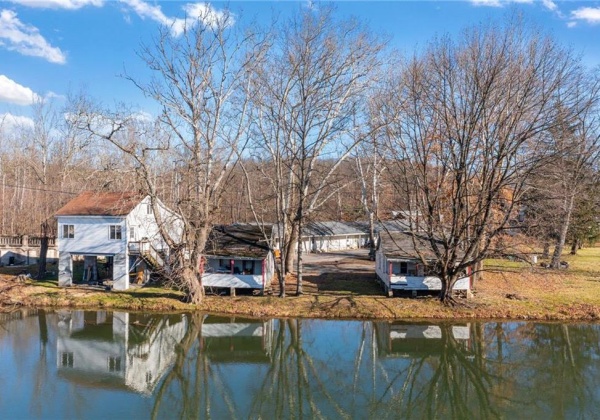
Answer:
[
  {"left": 248, "top": 7, "right": 385, "bottom": 294},
  {"left": 529, "top": 74, "right": 600, "bottom": 268},
  {"left": 78, "top": 9, "right": 267, "bottom": 303},
  {"left": 382, "top": 18, "right": 593, "bottom": 304}
]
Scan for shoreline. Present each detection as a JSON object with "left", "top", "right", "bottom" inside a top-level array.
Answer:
[
  {"left": 2, "top": 247, "right": 600, "bottom": 321},
  {"left": 2, "top": 276, "right": 600, "bottom": 322}
]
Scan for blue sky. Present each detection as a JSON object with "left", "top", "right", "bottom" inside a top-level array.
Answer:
[{"left": 1, "top": 0, "right": 600, "bottom": 129}]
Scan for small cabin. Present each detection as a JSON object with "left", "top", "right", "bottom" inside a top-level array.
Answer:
[
  {"left": 375, "top": 230, "right": 472, "bottom": 296},
  {"left": 201, "top": 224, "right": 275, "bottom": 294}
]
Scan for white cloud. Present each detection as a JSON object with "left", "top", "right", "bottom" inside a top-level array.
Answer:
[
  {"left": 0, "top": 113, "right": 35, "bottom": 132},
  {"left": 0, "top": 74, "right": 40, "bottom": 105},
  {"left": 45, "top": 91, "right": 66, "bottom": 100},
  {"left": 7, "top": 0, "right": 103, "bottom": 9},
  {"left": 0, "top": 10, "right": 66, "bottom": 63},
  {"left": 120, "top": 0, "right": 231, "bottom": 37},
  {"left": 570, "top": 7, "right": 600, "bottom": 25},
  {"left": 470, "top": 0, "right": 535, "bottom": 7},
  {"left": 470, "top": 0, "right": 502, "bottom": 7},
  {"left": 182, "top": 3, "right": 231, "bottom": 31},
  {"left": 541, "top": 0, "right": 557, "bottom": 12}
]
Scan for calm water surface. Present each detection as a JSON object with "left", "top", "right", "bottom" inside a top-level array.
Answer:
[{"left": 1, "top": 310, "right": 599, "bottom": 419}]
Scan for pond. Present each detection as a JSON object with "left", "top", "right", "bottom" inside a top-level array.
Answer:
[{"left": 1, "top": 310, "right": 599, "bottom": 419}]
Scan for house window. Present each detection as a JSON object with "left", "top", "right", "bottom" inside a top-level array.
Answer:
[
  {"left": 130, "top": 226, "right": 135, "bottom": 240},
  {"left": 62, "top": 224, "right": 74, "bottom": 239},
  {"left": 146, "top": 204, "right": 152, "bottom": 215},
  {"left": 109, "top": 225, "right": 122, "bottom": 240},
  {"left": 108, "top": 356, "right": 122, "bottom": 372},
  {"left": 61, "top": 352, "right": 74, "bottom": 368}
]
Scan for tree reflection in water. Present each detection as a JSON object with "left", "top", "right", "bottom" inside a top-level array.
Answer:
[
  {"left": 2, "top": 311, "right": 600, "bottom": 418},
  {"left": 149, "top": 318, "right": 600, "bottom": 419}
]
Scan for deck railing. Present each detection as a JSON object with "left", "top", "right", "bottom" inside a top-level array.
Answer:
[
  {"left": 0, "top": 235, "right": 56, "bottom": 248},
  {"left": 0, "top": 236, "right": 22, "bottom": 246}
]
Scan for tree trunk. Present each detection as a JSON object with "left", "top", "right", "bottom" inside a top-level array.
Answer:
[
  {"left": 570, "top": 238, "right": 579, "bottom": 255},
  {"left": 183, "top": 267, "right": 204, "bottom": 304},
  {"left": 275, "top": 260, "right": 285, "bottom": 298},
  {"left": 368, "top": 210, "right": 376, "bottom": 259},
  {"left": 551, "top": 195, "right": 575, "bottom": 269},
  {"left": 542, "top": 242, "right": 550, "bottom": 259},
  {"left": 285, "top": 223, "right": 298, "bottom": 274},
  {"left": 36, "top": 236, "right": 48, "bottom": 281},
  {"left": 296, "top": 220, "right": 304, "bottom": 296},
  {"left": 439, "top": 274, "right": 458, "bottom": 305}
]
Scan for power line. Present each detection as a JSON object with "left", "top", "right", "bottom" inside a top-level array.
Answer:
[{"left": 0, "top": 183, "right": 78, "bottom": 195}]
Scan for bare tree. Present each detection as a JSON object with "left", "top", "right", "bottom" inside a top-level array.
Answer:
[
  {"left": 528, "top": 73, "right": 600, "bottom": 267},
  {"left": 78, "top": 9, "right": 267, "bottom": 304},
  {"left": 382, "top": 18, "right": 592, "bottom": 304},
  {"left": 249, "top": 7, "right": 385, "bottom": 294}
]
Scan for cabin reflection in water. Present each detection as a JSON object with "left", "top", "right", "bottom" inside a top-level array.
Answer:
[
  {"left": 375, "top": 322, "right": 472, "bottom": 357},
  {"left": 199, "top": 315, "right": 274, "bottom": 363},
  {"left": 56, "top": 311, "right": 188, "bottom": 394}
]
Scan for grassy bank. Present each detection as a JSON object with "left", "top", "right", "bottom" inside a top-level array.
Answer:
[{"left": 2, "top": 247, "right": 600, "bottom": 320}]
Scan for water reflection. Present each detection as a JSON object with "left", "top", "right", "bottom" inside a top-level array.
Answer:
[
  {"left": 1, "top": 311, "right": 600, "bottom": 418},
  {"left": 200, "top": 315, "right": 274, "bottom": 363},
  {"left": 56, "top": 311, "right": 188, "bottom": 395}
]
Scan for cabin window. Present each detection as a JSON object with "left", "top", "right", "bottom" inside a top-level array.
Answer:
[
  {"left": 108, "top": 356, "right": 122, "bottom": 372},
  {"left": 146, "top": 204, "right": 152, "bottom": 214},
  {"left": 62, "top": 224, "right": 74, "bottom": 239},
  {"left": 399, "top": 262, "right": 408, "bottom": 274},
  {"left": 109, "top": 225, "right": 122, "bottom": 240},
  {"left": 130, "top": 226, "right": 135, "bottom": 240}
]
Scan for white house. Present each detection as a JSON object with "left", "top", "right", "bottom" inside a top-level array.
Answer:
[
  {"left": 202, "top": 224, "right": 275, "bottom": 294},
  {"left": 375, "top": 231, "right": 472, "bottom": 296},
  {"left": 55, "top": 191, "right": 180, "bottom": 290},
  {"left": 56, "top": 310, "right": 188, "bottom": 395}
]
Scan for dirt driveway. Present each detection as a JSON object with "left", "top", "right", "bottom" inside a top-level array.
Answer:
[
  {"left": 301, "top": 248, "right": 374, "bottom": 274},
  {"left": 279, "top": 248, "right": 382, "bottom": 296}
]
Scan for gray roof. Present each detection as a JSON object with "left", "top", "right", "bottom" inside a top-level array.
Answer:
[
  {"left": 302, "top": 221, "right": 369, "bottom": 237},
  {"left": 204, "top": 224, "right": 272, "bottom": 259},
  {"left": 375, "top": 220, "right": 410, "bottom": 234},
  {"left": 271, "top": 220, "right": 410, "bottom": 241},
  {"left": 378, "top": 231, "right": 440, "bottom": 261}
]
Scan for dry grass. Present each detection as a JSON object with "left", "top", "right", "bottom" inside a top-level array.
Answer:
[{"left": 2, "top": 247, "right": 600, "bottom": 320}]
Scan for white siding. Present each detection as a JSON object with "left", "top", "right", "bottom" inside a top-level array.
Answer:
[
  {"left": 304, "top": 233, "right": 369, "bottom": 253},
  {"left": 375, "top": 249, "right": 471, "bottom": 292},
  {"left": 57, "top": 216, "right": 126, "bottom": 255},
  {"left": 127, "top": 197, "right": 183, "bottom": 250}
]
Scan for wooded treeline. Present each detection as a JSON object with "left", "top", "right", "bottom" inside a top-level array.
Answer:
[{"left": 1, "top": 8, "right": 599, "bottom": 303}]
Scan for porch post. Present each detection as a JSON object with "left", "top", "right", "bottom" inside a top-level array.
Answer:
[
  {"left": 230, "top": 259, "right": 234, "bottom": 274},
  {"left": 262, "top": 259, "right": 266, "bottom": 289},
  {"left": 58, "top": 252, "right": 73, "bottom": 287}
]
